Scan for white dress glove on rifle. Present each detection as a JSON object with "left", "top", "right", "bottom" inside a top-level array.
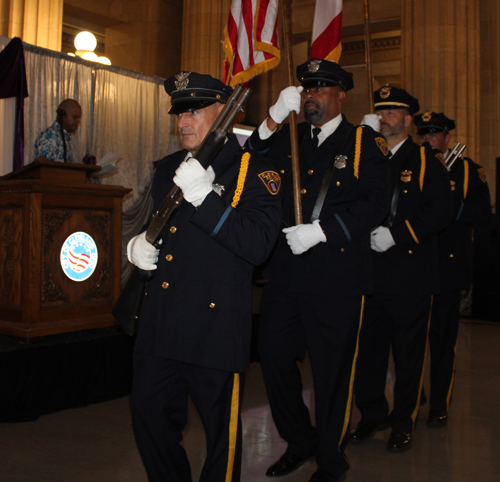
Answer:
[
  {"left": 282, "top": 219, "right": 327, "bottom": 255},
  {"left": 127, "top": 232, "right": 160, "bottom": 270},
  {"left": 173, "top": 158, "right": 216, "bottom": 207},
  {"left": 269, "top": 86, "right": 304, "bottom": 124},
  {"left": 370, "top": 226, "right": 396, "bottom": 252},
  {"left": 361, "top": 113, "right": 381, "bottom": 132}
]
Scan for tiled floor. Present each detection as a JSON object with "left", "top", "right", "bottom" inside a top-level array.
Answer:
[{"left": 1, "top": 320, "right": 499, "bottom": 482}]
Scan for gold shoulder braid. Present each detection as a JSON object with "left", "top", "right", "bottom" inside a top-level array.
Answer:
[
  {"left": 419, "top": 146, "right": 426, "bottom": 191},
  {"left": 231, "top": 152, "right": 251, "bottom": 208},
  {"left": 463, "top": 159, "right": 469, "bottom": 200},
  {"left": 353, "top": 126, "right": 363, "bottom": 179}
]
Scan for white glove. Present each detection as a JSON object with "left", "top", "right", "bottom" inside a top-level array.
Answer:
[
  {"left": 173, "top": 159, "right": 216, "bottom": 207},
  {"left": 127, "top": 232, "right": 160, "bottom": 270},
  {"left": 361, "top": 113, "right": 381, "bottom": 132},
  {"left": 370, "top": 226, "right": 395, "bottom": 252},
  {"left": 282, "top": 219, "right": 326, "bottom": 255},
  {"left": 269, "top": 86, "right": 304, "bottom": 124}
]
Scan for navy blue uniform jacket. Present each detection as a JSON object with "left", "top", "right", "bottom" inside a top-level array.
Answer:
[
  {"left": 437, "top": 157, "right": 491, "bottom": 290},
  {"left": 373, "top": 136, "right": 453, "bottom": 295},
  {"left": 135, "top": 134, "right": 282, "bottom": 373},
  {"left": 248, "top": 117, "right": 391, "bottom": 296}
]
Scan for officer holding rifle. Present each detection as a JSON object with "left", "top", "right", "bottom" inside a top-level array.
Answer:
[
  {"left": 126, "top": 72, "right": 282, "bottom": 482},
  {"left": 414, "top": 111, "right": 491, "bottom": 428}
]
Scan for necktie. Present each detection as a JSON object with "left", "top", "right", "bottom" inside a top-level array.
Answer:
[{"left": 312, "top": 127, "right": 321, "bottom": 148}]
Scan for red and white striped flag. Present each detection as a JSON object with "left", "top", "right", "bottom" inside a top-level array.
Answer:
[
  {"left": 223, "top": 0, "right": 280, "bottom": 86},
  {"left": 310, "top": 0, "right": 343, "bottom": 62}
]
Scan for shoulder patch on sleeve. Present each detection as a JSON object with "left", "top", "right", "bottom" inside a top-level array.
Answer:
[
  {"left": 375, "top": 137, "right": 389, "bottom": 156},
  {"left": 258, "top": 171, "right": 281, "bottom": 195},
  {"left": 477, "top": 167, "right": 487, "bottom": 183},
  {"left": 435, "top": 152, "right": 446, "bottom": 168}
]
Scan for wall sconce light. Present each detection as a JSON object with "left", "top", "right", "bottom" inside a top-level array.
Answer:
[{"left": 71, "top": 31, "right": 111, "bottom": 65}]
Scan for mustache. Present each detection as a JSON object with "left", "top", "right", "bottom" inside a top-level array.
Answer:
[{"left": 304, "top": 101, "right": 320, "bottom": 110}]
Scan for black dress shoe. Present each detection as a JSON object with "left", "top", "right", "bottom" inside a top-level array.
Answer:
[
  {"left": 350, "top": 420, "right": 388, "bottom": 443},
  {"left": 387, "top": 429, "right": 412, "bottom": 451},
  {"left": 265, "top": 451, "right": 315, "bottom": 477},
  {"left": 309, "top": 469, "right": 346, "bottom": 482},
  {"left": 427, "top": 410, "right": 448, "bottom": 428}
]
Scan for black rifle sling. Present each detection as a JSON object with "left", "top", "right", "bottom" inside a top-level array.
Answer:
[{"left": 310, "top": 122, "right": 353, "bottom": 223}]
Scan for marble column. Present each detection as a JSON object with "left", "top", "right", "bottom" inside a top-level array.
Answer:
[
  {"left": 105, "top": 0, "right": 183, "bottom": 79},
  {"left": 479, "top": 0, "right": 500, "bottom": 207},
  {"left": 181, "top": 0, "right": 231, "bottom": 80},
  {"left": 0, "top": 0, "right": 63, "bottom": 51},
  {"left": 401, "top": 0, "right": 480, "bottom": 163}
]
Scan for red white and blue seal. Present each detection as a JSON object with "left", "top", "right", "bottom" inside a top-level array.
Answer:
[{"left": 60, "top": 232, "right": 98, "bottom": 282}]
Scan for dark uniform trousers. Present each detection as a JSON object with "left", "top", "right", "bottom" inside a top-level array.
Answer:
[
  {"left": 259, "top": 289, "right": 364, "bottom": 477},
  {"left": 354, "top": 294, "right": 432, "bottom": 432},
  {"left": 427, "top": 156, "right": 491, "bottom": 414},
  {"left": 248, "top": 117, "right": 391, "bottom": 478},
  {"left": 131, "top": 354, "right": 243, "bottom": 482},
  {"left": 354, "top": 137, "right": 453, "bottom": 434},
  {"left": 428, "top": 290, "right": 461, "bottom": 412}
]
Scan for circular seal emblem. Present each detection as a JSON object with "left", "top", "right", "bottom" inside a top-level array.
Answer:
[{"left": 60, "top": 232, "right": 98, "bottom": 282}]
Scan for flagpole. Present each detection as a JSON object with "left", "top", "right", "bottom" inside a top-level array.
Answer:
[
  {"left": 282, "top": 0, "right": 303, "bottom": 225},
  {"left": 363, "top": 0, "right": 374, "bottom": 112}
]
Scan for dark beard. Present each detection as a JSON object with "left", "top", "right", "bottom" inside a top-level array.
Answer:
[{"left": 304, "top": 108, "right": 323, "bottom": 124}]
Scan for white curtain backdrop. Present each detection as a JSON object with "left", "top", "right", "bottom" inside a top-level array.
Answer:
[
  {"left": 92, "top": 68, "right": 179, "bottom": 208},
  {"left": 23, "top": 46, "right": 93, "bottom": 168},
  {"left": 19, "top": 41, "right": 178, "bottom": 208}
]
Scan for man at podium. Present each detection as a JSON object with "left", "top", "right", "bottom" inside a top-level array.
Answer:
[{"left": 34, "top": 99, "right": 82, "bottom": 163}]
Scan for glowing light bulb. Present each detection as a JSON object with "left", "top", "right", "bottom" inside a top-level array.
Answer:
[
  {"left": 81, "top": 52, "right": 99, "bottom": 62},
  {"left": 74, "top": 31, "right": 97, "bottom": 52},
  {"left": 97, "top": 56, "right": 111, "bottom": 65}
]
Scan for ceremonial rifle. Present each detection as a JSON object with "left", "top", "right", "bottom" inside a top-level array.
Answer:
[
  {"left": 444, "top": 142, "right": 466, "bottom": 171},
  {"left": 112, "top": 85, "right": 251, "bottom": 335}
]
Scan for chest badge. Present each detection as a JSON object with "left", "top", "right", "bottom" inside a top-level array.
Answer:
[
  {"left": 401, "top": 170, "right": 412, "bottom": 182},
  {"left": 212, "top": 183, "right": 225, "bottom": 196},
  {"left": 334, "top": 155, "right": 347, "bottom": 169}
]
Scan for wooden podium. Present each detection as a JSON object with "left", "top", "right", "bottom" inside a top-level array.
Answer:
[{"left": 0, "top": 159, "right": 131, "bottom": 341}]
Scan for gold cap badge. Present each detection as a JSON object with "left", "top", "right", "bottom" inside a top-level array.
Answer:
[
  {"left": 175, "top": 72, "right": 191, "bottom": 91},
  {"left": 422, "top": 111, "right": 432, "bottom": 122},
  {"left": 380, "top": 85, "right": 392, "bottom": 99},
  {"left": 308, "top": 59, "right": 322, "bottom": 72}
]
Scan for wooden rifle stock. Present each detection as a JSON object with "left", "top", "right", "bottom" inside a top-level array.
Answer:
[{"left": 112, "top": 85, "right": 251, "bottom": 335}]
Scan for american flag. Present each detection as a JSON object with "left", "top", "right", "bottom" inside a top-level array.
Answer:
[
  {"left": 310, "top": 0, "right": 343, "bottom": 62},
  {"left": 223, "top": 0, "right": 280, "bottom": 86}
]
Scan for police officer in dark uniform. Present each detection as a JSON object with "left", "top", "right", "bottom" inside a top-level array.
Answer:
[
  {"left": 351, "top": 87, "right": 453, "bottom": 451},
  {"left": 247, "top": 59, "right": 391, "bottom": 482},
  {"left": 126, "top": 72, "right": 282, "bottom": 482},
  {"left": 414, "top": 111, "right": 491, "bottom": 427}
]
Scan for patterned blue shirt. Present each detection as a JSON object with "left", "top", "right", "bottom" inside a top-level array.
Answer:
[{"left": 34, "top": 121, "right": 74, "bottom": 162}]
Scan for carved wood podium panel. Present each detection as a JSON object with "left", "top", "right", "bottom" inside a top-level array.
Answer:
[{"left": 0, "top": 159, "right": 131, "bottom": 341}]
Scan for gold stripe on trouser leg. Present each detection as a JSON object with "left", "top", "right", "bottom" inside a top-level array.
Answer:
[
  {"left": 411, "top": 296, "right": 433, "bottom": 429},
  {"left": 225, "top": 373, "right": 240, "bottom": 482},
  {"left": 446, "top": 343, "right": 458, "bottom": 411},
  {"left": 339, "top": 296, "right": 365, "bottom": 450}
]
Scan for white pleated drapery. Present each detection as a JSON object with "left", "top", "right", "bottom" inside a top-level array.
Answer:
[{"left": 20, "top": 41, "right": 179, "bottom": 209}]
